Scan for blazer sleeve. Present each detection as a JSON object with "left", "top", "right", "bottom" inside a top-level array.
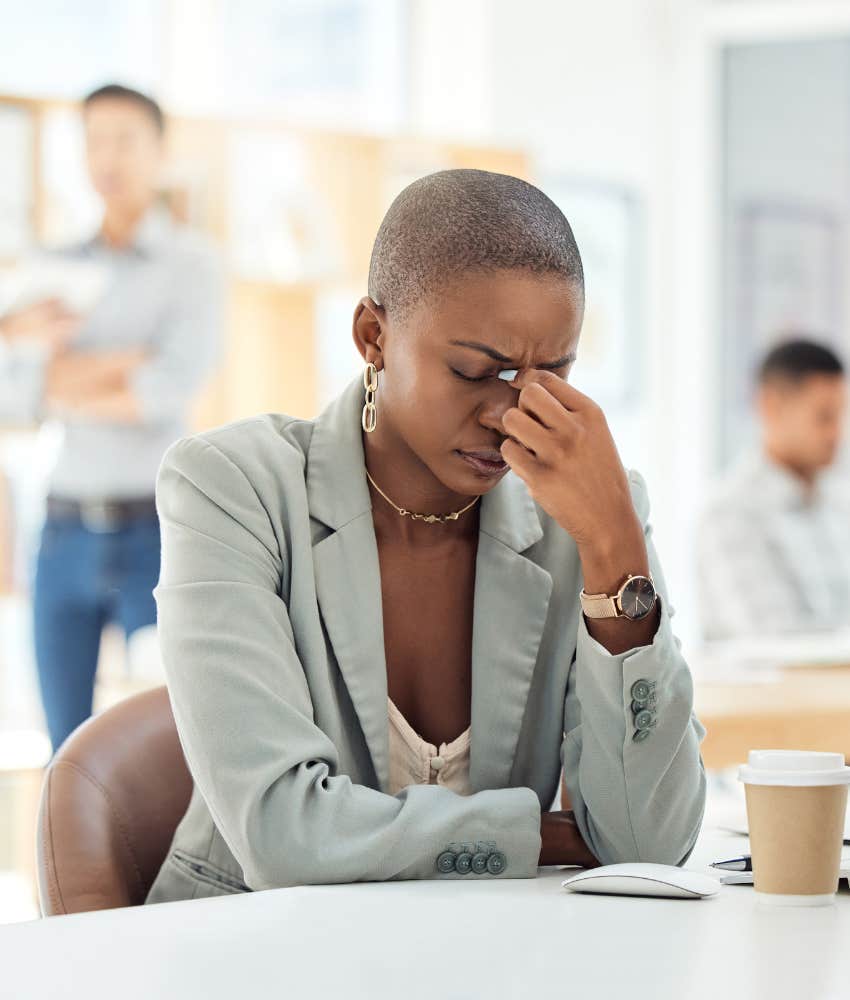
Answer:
[
  {"left": 560, "top": 468, "right": 708, "bottom": 867},
  {"left": 154, "top": 434, "right": 542, "bottom": 890}
]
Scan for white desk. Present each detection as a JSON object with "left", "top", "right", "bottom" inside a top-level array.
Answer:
[{"left": 3, "top": 829, "right": 849, "bottom": 1000}]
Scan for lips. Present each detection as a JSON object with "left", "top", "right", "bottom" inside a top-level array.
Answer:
[
  {"left": 457, "top": 448, "right": 509, "bottom": 476},
  {"left": 462, "top": 449, "right": 504, "bottom": 463}
]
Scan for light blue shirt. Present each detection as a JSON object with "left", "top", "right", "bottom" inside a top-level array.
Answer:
[
  {"left": 697, "top": 449, "right": 850, "bottom": 639},
  {"left": 0, "top": 207, "right": 224, "bottom": 499}
]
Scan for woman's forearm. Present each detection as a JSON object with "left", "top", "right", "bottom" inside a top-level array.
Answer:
[{"left": 539, "top": 810, "right": 600, "bottom": 868}]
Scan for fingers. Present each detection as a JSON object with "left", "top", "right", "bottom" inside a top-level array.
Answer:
[
  {"left": 500, "top": 368, "right": 601, "bottom": 476},
  {"left": 502, "top": 407, "right": 548, "bottom": 457},
  {"left": 502, "top": 380, "right": 581, "bottom": 462},
  {"left": 516, "top": 380, "right": 576, "bottom": 430},
  {"left": 500, "top": 436, "right": 538, "bottom": 480},
  {"left": 509, "top": 368, "right": 594, "bottom": 412}
]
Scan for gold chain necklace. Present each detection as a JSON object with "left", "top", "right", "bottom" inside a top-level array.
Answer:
[{"left": 364, "top": 469, "right": 480, "bottom": 524}]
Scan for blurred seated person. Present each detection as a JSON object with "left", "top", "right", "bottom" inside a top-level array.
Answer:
[
  {"left": 0, "top": 83, "right": 223, "bottom": 752},
  {"left": 697, "top": 339, "right": 850, "bottom": 641}
]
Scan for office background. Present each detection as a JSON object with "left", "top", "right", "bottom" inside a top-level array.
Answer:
[{"left": 3, "top": 0, "right": 850, "bottom": 922}]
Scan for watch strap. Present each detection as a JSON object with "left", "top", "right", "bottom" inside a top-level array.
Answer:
[
  {"left": 580, "top": 573, "right": 657, "bottom": 621},
  {"left": 579, "top": 590, "right": 622, "bottom": 619}
]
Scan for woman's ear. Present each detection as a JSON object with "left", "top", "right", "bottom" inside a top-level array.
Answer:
[{"left": 352, "top": 297, "right": 385, "bottom": 369}]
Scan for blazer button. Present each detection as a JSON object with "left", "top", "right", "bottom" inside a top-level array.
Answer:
[
  {"left": 455, "top": 852, "right": 473, "bottom": 874},
  {"left": 430, "top": 756, "right": 445, "bottom": 772},
  {"left": 634, "top": 709, "right": 656, "bottom": 731},
  {"left": 633, "top": 728, "right": 652, "bottom": 743},
  {"left": 436, "top": 851, "right": 457, "bottom": 874},
  {"left": 486, "top": 851, "right": 507, "bottom": 875},
  {"left": 631, "top": 695, "right": 657, "bottom": 714},
  {"left": 471, "top": 852, "right": 490, "bottom": 874},
  {"left": 630, "top": 679, "right": 654, "bottom": 703}
]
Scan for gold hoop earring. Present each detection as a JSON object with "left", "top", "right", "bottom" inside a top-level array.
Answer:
[{"left": 362, "top": 363, "right": 378, "bottom": 433}]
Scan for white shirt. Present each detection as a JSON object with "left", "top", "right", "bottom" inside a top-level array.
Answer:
[
  {"left": 387, "top": 697, "right": 472, "bottom": 796},
  {"left": 697, "top": 450, "right": 850, "bottom": 640}
]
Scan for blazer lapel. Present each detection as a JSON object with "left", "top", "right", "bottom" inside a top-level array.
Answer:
[
  {"left": 307, "top": 377, "right": 391, "bottom": 792},
  {"left": 313, "top": 518, "right": 390, "bottom": 792},
  {"left": 305, "top": 374, "right": 554, "bottom": 796},
  {"left": 468, "top": 473, "right": 553, "bottom": 791}
]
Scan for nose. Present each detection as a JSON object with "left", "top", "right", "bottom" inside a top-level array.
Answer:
[{"left": 478, "top": 381, "right": 520, "bottom": 436}]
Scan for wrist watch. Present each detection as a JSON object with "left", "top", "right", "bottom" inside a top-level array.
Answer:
[{"left": 580, "top": 573, "right": 657, "bottom": 621}]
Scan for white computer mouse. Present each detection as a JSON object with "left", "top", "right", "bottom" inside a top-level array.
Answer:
[{"left": 561, "top": 863, "right": 721, "bottom": 899}]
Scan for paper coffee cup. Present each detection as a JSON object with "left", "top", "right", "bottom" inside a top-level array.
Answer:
[{"left": 739, "top": 750, "right": 850, "bottom": 906}]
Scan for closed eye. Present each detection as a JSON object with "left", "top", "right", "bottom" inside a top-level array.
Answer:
[
  {"left": 450, "top": 364, "right": 572, "bottom": 383},
  {"left": 450, "top": 368, "right": 493, "bottom": 383}
]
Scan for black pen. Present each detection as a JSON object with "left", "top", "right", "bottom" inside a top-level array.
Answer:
[{"left": 711, "top": 855, "right": 752, "bottom": 872}]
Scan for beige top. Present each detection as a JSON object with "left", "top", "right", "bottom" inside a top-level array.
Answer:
[{"left": 387, "top": 696, "right": 472, "bottom": 796}]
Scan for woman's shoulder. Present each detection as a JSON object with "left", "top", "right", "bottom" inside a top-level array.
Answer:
[{"left": 159, "top": 412, "right": 314, "bottom": 493}]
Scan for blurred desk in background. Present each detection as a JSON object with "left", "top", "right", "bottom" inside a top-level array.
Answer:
[{"left": 695, "top": 665, "right": 850, "bottom": 770}]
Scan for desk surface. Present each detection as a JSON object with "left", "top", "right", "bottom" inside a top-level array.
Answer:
[{"left": 2, "top": 829, "right": 849, "bottom": 1000}]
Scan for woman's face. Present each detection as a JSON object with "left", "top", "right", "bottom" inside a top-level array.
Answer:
[{"left": 357, "top": 269, "right": 584, "bottom": 497}]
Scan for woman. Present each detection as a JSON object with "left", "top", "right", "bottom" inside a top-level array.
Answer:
[{"left": 146, "top": 170, "right": 706, "bottom": 903}]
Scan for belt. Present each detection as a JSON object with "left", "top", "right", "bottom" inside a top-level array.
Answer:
[{"left": 46, "top": 495, "right": 158, "bottom": 532}]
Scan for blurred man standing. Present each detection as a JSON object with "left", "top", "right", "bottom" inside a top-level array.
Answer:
[
  {"left": 0, "top": 84, "right": 223, "bottom": 751},
  {"left": 697, "top": 339, "right": 850, "bottom": 641}
]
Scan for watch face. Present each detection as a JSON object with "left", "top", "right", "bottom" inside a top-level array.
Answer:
[{"left": 619, "top": 576, "right": 656, "bottom": 620}]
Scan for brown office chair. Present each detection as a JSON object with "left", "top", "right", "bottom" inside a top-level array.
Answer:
[{"left": 36, "top": 685, "right": 193, "bottom": 916}]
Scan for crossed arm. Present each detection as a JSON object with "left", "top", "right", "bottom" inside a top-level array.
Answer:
[
  {"left": 0, "top": 303, "right": 145, "bottom": 425},
  {"left": 0, "top": 246, "right": 223, "bottom": 427},
  {"left": 43, "top": 348, "right": 146, "bottom": 423}
]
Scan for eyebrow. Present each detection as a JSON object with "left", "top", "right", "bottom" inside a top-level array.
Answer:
[{"left": 448, "top": 339, "right": 577, "bottom": 370}]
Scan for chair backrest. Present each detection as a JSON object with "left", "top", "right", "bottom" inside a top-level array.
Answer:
[{"left": 36, "top": 685, "right": 193, "bottom": 915}]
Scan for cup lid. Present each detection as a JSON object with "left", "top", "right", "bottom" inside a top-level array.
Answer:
[{"left": 739, "top": 750, "right": 850, "bottom": 786}]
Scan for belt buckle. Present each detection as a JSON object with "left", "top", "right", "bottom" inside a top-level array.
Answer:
[{"left": 80, "top": 501, "right": 121, "bottom": 533}]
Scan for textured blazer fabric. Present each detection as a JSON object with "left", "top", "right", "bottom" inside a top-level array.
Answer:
[{"left": 145, "top": 375, "right": 707, "bottom": 904}]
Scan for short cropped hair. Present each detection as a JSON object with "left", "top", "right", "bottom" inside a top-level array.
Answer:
[
  {"left": 83, "top": 83, "right": 165, "bottom": 134},
  {"left": 758, "top": 338, "right": 845, "bottom": 386},
  {"left": 368, "top": 169, "right": 584, "bottom": 319}
]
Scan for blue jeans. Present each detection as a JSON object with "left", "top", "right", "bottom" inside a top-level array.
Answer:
[{"left": 33, "top": 514, "right": 161, "bottom": 753}]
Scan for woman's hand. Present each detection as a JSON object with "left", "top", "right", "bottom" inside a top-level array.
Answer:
[
  {"left": 539, "top": 810, "right": 600, "bottom": 868},
  {"left": 501, "top": 369, "right": 660, "bottom": 654},
  {"left": 500, "top": 369, "right": 641, "bottom": 559}
]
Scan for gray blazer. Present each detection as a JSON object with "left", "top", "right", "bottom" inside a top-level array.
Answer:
[{"left": 145, "top": 375, "right": 707, "bottom": 904}]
